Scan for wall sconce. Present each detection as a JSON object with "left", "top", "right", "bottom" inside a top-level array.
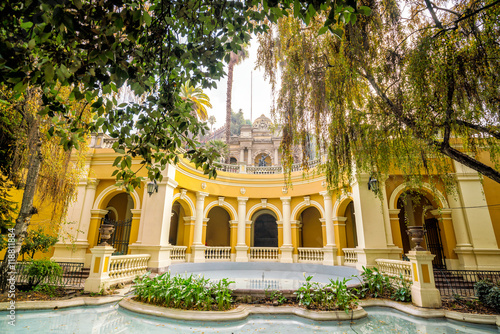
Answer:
[
  {"left": 147, "top": 180, "right": 158, "bottom": 196},
  {"left": 368, "top": 175, "right": 379, "bottom": 193}
]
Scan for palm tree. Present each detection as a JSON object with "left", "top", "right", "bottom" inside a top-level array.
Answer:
[
  {"left": 207, "top": 139, "right": 229, "bottom": 163},
  {"left": 225, "top": 46, "right": 248, "bottom": 162},
  {"left": 208, "top": 115, "right": 216, "bottom": 132},
  {"left": 180, "top": 80, "right": 212, "bottom": 121}
]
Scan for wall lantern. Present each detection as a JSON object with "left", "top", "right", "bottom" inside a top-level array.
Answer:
[
  {"left": 147, "top": 180, "right": 158, "bottom": 196},
  {"left": 368, "top": 175, "right": 379, "bottom": 193}
]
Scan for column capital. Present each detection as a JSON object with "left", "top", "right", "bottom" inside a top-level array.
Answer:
[
  {"left": 388, "top": 209, "right": 401, "bottom": 215},
  {"left": 333, "top": 216, "right": 347, "bottom": 222},
  {"left": 319, "top": 190, "right": 332, "bottom": 199},
  {"left": 161, "top": 176, "right": 178, "bottom": 189},
  {"left": 280, "top": 196, "right": 291, "bottom": 203},
  {"left": 196, "top": 191, "right": 209, "bottom": 199},
  {"left": 87, "top": 178, "right": 100, "bottom": 189},
  {"left": 90, "top": 209, "right": 108, "bottom": 216},
  {"left": 237, "top": 197, "right": 249, "bottom": 203},
  {"left": 130, "top": 209, "right": 142, "bottom": 216},
  {"left": 431, "top": 208, "right": 452, "bottom": 216}
]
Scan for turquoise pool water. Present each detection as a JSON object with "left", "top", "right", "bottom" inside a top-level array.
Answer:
[
  {"left": 167, "top": 262, "right": 360, "bottom": 290},
  {"left": 1, "top": 304, "right": 497, "bottom": 333}
]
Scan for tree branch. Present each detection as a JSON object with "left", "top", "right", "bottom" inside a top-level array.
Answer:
[
  {"left": 424, "top": 0, "right": 444, "bottom": 29},
  {"left": 454, "top": 119, "right": 500, "bottom": 139}
]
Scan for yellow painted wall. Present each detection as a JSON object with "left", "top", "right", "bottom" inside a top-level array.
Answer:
[{"left": 300, "top": 207, "right": 323, "bottom": 247}]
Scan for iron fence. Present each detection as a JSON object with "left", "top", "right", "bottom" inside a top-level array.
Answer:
[
  {"left": 14, "top": 261, "right": 87, "bottom": 288},
  {"left": 434, "top": 269, "right": 500, "bottom": 297}
]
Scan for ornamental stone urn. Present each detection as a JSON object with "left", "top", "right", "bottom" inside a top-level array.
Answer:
[
  {"left": 406, "top": 226, "right": 426, "bottom": 251},
  {"left": 98, "top": 224, "right": 115, "bottom": 246}
]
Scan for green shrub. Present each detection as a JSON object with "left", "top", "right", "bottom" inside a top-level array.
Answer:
[
  {"left": 485, "top": 286, "right": 500, "bottom": 311},
  {"left": 391, "top": 274, "right": 412, "bottom": 302},
  {"left": 133, "top": 272, "right": 234, "bottom": 311},
  {"left": 25, "top": 259, "right": 63, "bottom": 289},
  {"left": 474, "top": 280, "right": 493, "bottom": 302}
]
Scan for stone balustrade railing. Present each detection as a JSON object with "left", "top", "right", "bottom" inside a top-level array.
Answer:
[
  {"left": 89, "top": 134, "right": 322, "bottom": 175},
  {"left": 376, "top": 259, "right": 412, "bottom": 281},
  {"left": 171, "top": 246, "right": 187, "bottom": 262},
  {"left": 249, "top": 247, "right": 279, "bottom": 261},
  {"left": 108, "top": 254, "right": 150, "bottom": 285},
  {"left": 215, "top": 163, "right": 240, "bottom": 173},
  {"left": 205, "top": 246, "right": 231, "bottom": 261},
  {"left": 298, "top": 247, "right": 325, "bottom": 263},
  {"left": 247, "top": 165, "right": 283, "bottom": 174},
  {"left": 343, "top": 248, "right": 358, "bottom": 266}
]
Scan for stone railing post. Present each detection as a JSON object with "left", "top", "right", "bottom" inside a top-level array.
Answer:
[
  {"left": 84, "top": 245, "right": 115, "bottom": 293},
  {"left": 407, "top": 250, "right": 442, "bottom": 308}
]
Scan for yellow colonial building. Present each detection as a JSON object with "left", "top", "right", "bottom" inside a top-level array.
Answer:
[{"left": 51, "top": 115, "right": 500, "bottom": 273}]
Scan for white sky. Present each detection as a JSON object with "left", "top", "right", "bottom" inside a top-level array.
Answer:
[{"left": 205, "top": 38, "right": 274, "bottom": 130}]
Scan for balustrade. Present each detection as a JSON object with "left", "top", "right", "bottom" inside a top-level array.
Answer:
[
  {"left": 205, "top": 246, "right": 231, "bottom": 261},
  {"left": 171, "top": 246, "right": 187, "bottom": 262},
  {"left": 375, "top": 259, "right": 412, "bottom": 281},
  {"left": 249, "top": 247, "right": 279, "bottom": 261},
  {"left": 108, "top": 254, "right": 150, "bottom": 283},
  {"left": 343, "top": 248, "right": 358, "bottom": 266},
  {"left": 298, "top": 247, "right": 324, "bottom": 263}
]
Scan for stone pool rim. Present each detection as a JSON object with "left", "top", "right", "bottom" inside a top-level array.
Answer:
[{"left": 2, "top": 294, "right": 499, "bottom": 327}]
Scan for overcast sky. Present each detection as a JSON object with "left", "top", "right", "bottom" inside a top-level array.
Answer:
[{"left": 205, "top": 38, "right": 274, "bottom": 131}]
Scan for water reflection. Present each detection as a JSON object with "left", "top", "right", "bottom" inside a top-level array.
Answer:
[{"left": 1, "top": 304, "right": 497, "bottom": 334}]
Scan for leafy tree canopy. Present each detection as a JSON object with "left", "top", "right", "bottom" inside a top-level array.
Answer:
[
  {"left": 231, "top": 109, "right": 252, "bottom": 136},
  {"left": 257, "top": 0, "right": 500, "bottom": 190}
]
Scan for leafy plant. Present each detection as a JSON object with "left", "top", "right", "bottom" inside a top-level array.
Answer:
[
  {"left": 391, "top": 274, "right": 412, "bottom": 302},
  {"left": 267, "top": 290, "right": 287, "bottom": 305},
  {"left": 295, "top": 274, "right": 315, "bottom": 308},
  {"left": 133, "top": 272, "right": 234, "bottom": 311},
  {"left": 25, "top": 259, "right": 63, "bottom": 289},
  {"left": 475, "top": 280, "right": 500, "bottom": 311},
  {"left": 327, "top": 278, "right": 359, "bottom": 313},
  {"left": 358, "top": 266, "right": 392, "bottom": 298},
  {"left": 20, "top": 227, "right": 58, "bottom": 261}
]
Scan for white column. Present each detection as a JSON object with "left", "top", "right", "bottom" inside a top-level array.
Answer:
[
  {"left": 129, "top": 166, "right": 178, "bottom": 272},
  {"left": 192, "top": 192, "right": 208, "bottom": 263},
  {"left": 247, "top": 148, "right": 252, "bottom": 165},
  {"left": 274, "top": 148, "right": 278, "bottom": 166},
  {"left": 320, "top": 191, "right": 335, "bottom": 246},
  {"left": 76, "top": 179, "right": 100, "bottom": 243},
  {"left": 280, "top": 197, "right": 293, "bottom": 263},
  {"left": 235, "top": 197, "right": 249, "bottom": 262},
  {"left": 380, "top": 178, "right": 395, "bottom": 247},
  {"left": 239, "top": 148, "right": 245, "bottom": 162},
  {"left": 453, "top": 161, "right": 500, "bottom": 269},
  {"left": 320, "top": 191, "right": 337, "bottom": 265},
  {"left": 350, "top": 173, "right": 399, "bottom": 269}
]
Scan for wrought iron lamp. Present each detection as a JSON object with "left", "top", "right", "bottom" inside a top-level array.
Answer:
[
  {"left": 147, "top": 179, "right": 158, "bottom": 196},
  {"left": 368, "top": 175, "right": 379, "bottom": 193}
]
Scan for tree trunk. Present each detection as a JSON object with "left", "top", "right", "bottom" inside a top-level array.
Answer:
[
  {"left": 225, "top": 52, "right": 238, "bottom": 164},
  {"left": 0, "top": 128, "right": 42, "bottom": 291}
]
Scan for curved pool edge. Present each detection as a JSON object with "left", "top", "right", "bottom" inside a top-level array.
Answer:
[
  {"left": 360, "top": 299, "right": 500, "bottom": 327},
  {"left": 0, "top": 295, "right": 123, "bottom": 310},
  {"left": 118, "top": 297, "right": 368, "bottom": 322}
]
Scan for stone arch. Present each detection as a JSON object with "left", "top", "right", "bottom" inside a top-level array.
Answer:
[
  {"left": 93, "top": 185, "right": 141, "bottom": 210},
  {"left": 250, "top": 209, "right": 278, "bottom": 247},
  {"left": 204, "top": 199, "right": 237, "bottom": 221},
  {"left": 246, "top": 202, "right": 283, "bottom": 221},
  {"left": 230, "top": 157, "right": 238, "bottom": 164},
  {"left": 389, "top": 183, "right": 448, "bottom": 210},
  {"left": 333, "top": 193, "right": 353, "bottom": 217},
  {"left": 172, "top": 192, "right": 195, "bottom": 217},
  {"left": 252, "top": 149, "right": 273, "bottom": 165},
  {"left": 291, "top": 198, "right": 325, "bottom": 221},
  {"left": 206, "top": 206, "right": 231, "bottom": 246}
]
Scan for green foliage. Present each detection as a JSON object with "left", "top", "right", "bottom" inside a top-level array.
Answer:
[
  {"left": 206, "top": 140, "right": 229, "bottom": 163},
  {"left": 230, "top": 110, "right": 252, "bottom": 136},
  {"left": 294, "top": 275, "right": 358, "bottom": 312},
  {"left": 357, "top": 267, "right": 412, "bottom": 302},
  {"left": 258, "top": 0, "right": 500, "bottom": 188},
  {"left": 133, "top": 272, "right": 234, "bottom": 311},
  {"left": 20, "top": 227, "right": 58, "bottom": 261},
  {"left": 391, "top": 274, "right": 412, "bottom": 302},
  {"left": 475, "top": 280, "right": 500, "bottom": 311},
  {"left": 25, "top": 259, "right": 63, "bottom": 288},
  {"left": 267, "top": 290, "right": 288, "bottom": 305}
]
